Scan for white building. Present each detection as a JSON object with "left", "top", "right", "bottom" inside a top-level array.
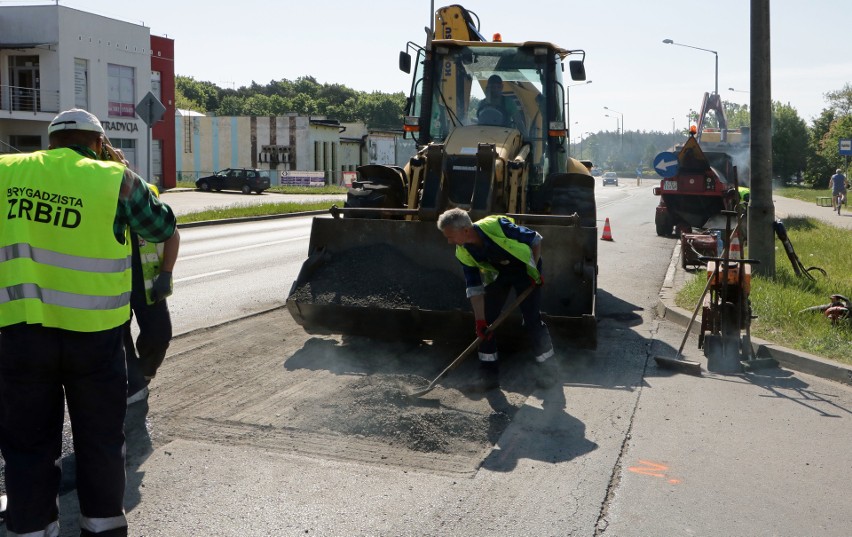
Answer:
[{"left": 0, "top": 5, "right": 156, "bottom": 175}]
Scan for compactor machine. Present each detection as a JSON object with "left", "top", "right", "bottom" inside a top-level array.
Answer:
[{"left": 286, "top": 5, "right": 598, "bottom": 346}]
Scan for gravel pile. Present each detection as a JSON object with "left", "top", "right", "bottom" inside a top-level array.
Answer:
[{"left": 290, "top": 244, "right": 468, "bottom": 311}]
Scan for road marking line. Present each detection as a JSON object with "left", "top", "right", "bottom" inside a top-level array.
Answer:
[
  {"left": 180, "top": 236, "right": 309, "bottom": 261},
  {"left": 175, "top": 269, "right": 232, "bottom": 283}
]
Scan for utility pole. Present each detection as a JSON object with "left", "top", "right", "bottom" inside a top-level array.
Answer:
[{"left": 749, "top": 0, "right": 775, "bottom": 276}]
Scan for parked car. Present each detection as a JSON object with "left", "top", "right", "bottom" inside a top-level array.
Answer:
[
  {"left": 196, "top": 168, "right": 271, "bottom": 194},
  {"left": 602, "top": 171, "right": 619, "bottom": 186}
]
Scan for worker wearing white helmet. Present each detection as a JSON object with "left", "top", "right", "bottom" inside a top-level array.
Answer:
[{"left": 0, "top": 108, "right": 179, "bottom": 536}]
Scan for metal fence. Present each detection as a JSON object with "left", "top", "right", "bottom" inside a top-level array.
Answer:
[{"left": 0, "top": 85, "right": 60, "bottom": 114}]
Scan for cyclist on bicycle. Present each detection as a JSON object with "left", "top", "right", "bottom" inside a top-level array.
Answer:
[{"left": 830, "top": 168, "right": 847, "bottom": 213}]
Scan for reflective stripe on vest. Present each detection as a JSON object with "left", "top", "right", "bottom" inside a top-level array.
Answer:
[
  {"left": 0, "top": 148, "right": 131, "bottom": 332},
  {"left": 139, "top": 238, "right": 164, "bottom": 305},
  {"left": 455, "top": 215, "right": 541, "bottom": 284},
  {"left": 138, "top": 183, "right": 167, "bottom": 305}
]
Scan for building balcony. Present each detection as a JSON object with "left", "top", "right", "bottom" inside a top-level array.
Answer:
[{"left": 0, "top": 84, "right": 60, "bottom": 117}]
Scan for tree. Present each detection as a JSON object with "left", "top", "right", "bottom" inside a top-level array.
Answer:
[
  {"left": 824, "top": 83, "right": 852, "bottom": 116},
  {"left": 353, "top": 92, "right": 406, "bottom": 129},
  {"left": 771, "top": 102, "right": 808, "bottom": 181},
  {"left": 804, "top": 109, "right": 836, "bottom": 187},
  {"left": 289, "top": 93, "right": 318, "bottom": 115},
  {"left": 175, "top": 76, "right": 221, "bottom": 112},
  {"left": 818, "top": 114, "right": 852, "bottom": 178},
  {"left": 724, "top": 101, "right": 750, "bottom": 130}
]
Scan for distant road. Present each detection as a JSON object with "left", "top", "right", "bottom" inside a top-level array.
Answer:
[{"left": 160, "top": 189, "right": 346, "bottom": 217}]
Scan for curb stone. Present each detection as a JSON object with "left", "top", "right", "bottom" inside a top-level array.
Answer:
[{"left": 657, "top": 240, "right": 852, "bottom": 386}]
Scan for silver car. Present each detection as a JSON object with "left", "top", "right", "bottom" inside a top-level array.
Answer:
[{"left": 602, "top": 172, "right": 619, "bottom": 186}]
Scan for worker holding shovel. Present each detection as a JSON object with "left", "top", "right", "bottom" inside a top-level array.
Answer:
[{"left": 438, "top": 208, "right": 555, "bottom": 391}]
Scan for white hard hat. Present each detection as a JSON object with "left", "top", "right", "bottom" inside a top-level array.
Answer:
[{"left": 48, "top": 108, "right": 104, "bottom": 135}]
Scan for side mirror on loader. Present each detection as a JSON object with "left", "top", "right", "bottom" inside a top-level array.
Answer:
[
  {"left": 399, "top": 51, "right": 412, "bottom": 74},
  {"left": 569, "top": 60, "right": 586, "bottom": 81}
]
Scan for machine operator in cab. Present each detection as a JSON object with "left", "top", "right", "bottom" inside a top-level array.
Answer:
[{"left": 477, "top": 74, "right": 527, "bottom": 134}]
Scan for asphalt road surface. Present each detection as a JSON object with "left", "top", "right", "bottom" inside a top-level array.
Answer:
[{"left": 5, "top": 182, "right": 850, "bottom": 536}]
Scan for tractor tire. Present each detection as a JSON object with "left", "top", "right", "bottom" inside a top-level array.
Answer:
[{"left": 656, "top": 222, "right": 671, "bottom": 237}]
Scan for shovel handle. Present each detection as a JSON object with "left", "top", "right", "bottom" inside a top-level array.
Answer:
[
  {"left": 675, "top": 262, "right": 718, "bottom": 359},
  {"left": 409, "top": 285, "right": 536, "bottom": 397},
  {"left": 448, "top": 284, "right": 536, "bottom": 372}
]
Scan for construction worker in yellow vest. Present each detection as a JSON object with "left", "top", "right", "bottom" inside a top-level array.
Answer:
[
  {"left": 0, "top": 108, "right": 178, "bottom": 536},
  {"left": 124, "top": 183, "right": 180, "bottom": 405},
  {"left": 437, "top": 208, "right": 556, "bottom": 392}
]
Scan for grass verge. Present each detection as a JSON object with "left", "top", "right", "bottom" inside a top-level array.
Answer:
[
  {"left": 676, "top": 216, "right": 852, "bottom": 366},
  {"left": 176, "top": 201, "right": 339, "bottom": 224},
  {"left": 774, "top": 185, "right": 834, "bottom": 204},
  {"left": 169, "top": 183, "right": 347, "bottom": 224}
]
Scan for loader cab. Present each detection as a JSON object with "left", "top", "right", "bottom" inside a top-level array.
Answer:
[{"left": 403, "top": 41, "right": 584, "bottom": 186}]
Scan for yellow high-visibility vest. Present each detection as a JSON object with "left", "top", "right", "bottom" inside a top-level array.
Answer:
[
  {"left": 0, "top": 148, "right": 131, "bottom": 331},
  {"left": 455, "top": 215, "right": 542, "bottom": 284}
]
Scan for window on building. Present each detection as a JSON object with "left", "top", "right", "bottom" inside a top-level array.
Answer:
[
  {"left": 10, "top": 56, "right": 40, "bottom": 112},
  {"left": 74, "top": 58, "right": 89, "bottom": 109},
  {"left": 108, "top": 64, "right": 135, "bottom": 117},
  {"left": 111, "top": 138, "right": 137, "bottom": 171},
  {"left": 151, "top": 71, "right": 162, "bottom": 103}
]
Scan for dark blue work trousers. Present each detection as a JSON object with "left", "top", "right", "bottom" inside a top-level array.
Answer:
[
  {"left": 124, "top": 291, "right": 172, "bottom": 393},
  {"left": 0, "top": 323, "right": 128, "bottom": 536},
  {"left": 479, "top": 269, "right": 552, "bottom": 360}
]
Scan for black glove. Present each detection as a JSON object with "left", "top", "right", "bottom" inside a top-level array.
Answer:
[{"left": 150, "top": 271, "right": 173, "bottom": 302}]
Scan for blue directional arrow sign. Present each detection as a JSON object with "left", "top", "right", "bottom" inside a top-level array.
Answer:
[{"left": 653, "top": 151, "right": 679, "bottom": 178}]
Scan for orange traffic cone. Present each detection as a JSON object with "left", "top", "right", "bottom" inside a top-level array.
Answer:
[
  {"left": 601, "top": 218, "right": 614, "bottom": 241},
  {"left": 729, "top": 235, "right": 741, "bottom": 259}
]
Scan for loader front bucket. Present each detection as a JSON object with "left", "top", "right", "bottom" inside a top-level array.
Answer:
[{"left": 286, "top": 216, "right": 597, "bottom": 345}]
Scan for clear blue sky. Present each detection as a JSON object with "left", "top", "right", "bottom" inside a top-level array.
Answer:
[{"left": 39, "top": 0, "right": 852, "bottom": 135}]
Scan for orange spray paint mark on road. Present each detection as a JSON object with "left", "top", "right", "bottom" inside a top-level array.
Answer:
[{"left": 628, "top": 460, "right": 680, "bottom": 484}]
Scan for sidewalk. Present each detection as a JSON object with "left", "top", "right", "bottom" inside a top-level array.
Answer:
[
  {"left": 773, "top": 193, "right": 852, "bottom": 229},
  {"left": 656, "top": 194, "right": 852, "bottom": 386}
]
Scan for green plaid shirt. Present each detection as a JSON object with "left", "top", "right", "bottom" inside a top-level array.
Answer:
[
  {"left": 116, "top": 167, "right": 176, "bottom": 243},
  {"left": 71, "top": 147, "right": 176, "bottom": 244}
]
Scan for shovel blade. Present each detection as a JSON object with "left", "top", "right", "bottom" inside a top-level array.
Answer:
[
  {"left": 653, "top": 355, "right": 703, "bottom": 376},
  {"left": 740, "top": 358, "right": 778, "bottom": 372},
  {"left": 407, "top": 385, "right": 435, "bottom": 398}
]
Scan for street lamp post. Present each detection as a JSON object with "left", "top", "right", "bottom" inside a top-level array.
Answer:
[
  {"left": 566, "top": 80, "right": 592, "bottom": 155},
  {"left": 603, "top": 106, "right": 623, "bottom": 151},
  {"left": 578, "top": 131, "right": 592, "bottom": 160},
  {"left": 662, "top": 38, "right": 718, "bottom": 96},
  {"left": 604, "top": 114, "right": 619, "bottom": 133},
  {"left": 672, "top": 117, "right": 675, "bottom": 149}
]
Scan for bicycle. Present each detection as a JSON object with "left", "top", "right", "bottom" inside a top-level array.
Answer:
[{"left": 834, "top": 191, "right": 846, "bottom": 215}]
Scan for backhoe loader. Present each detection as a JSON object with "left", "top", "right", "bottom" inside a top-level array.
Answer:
[{"left": 286, "top": 5, "right": 598, "bottom": 346}]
